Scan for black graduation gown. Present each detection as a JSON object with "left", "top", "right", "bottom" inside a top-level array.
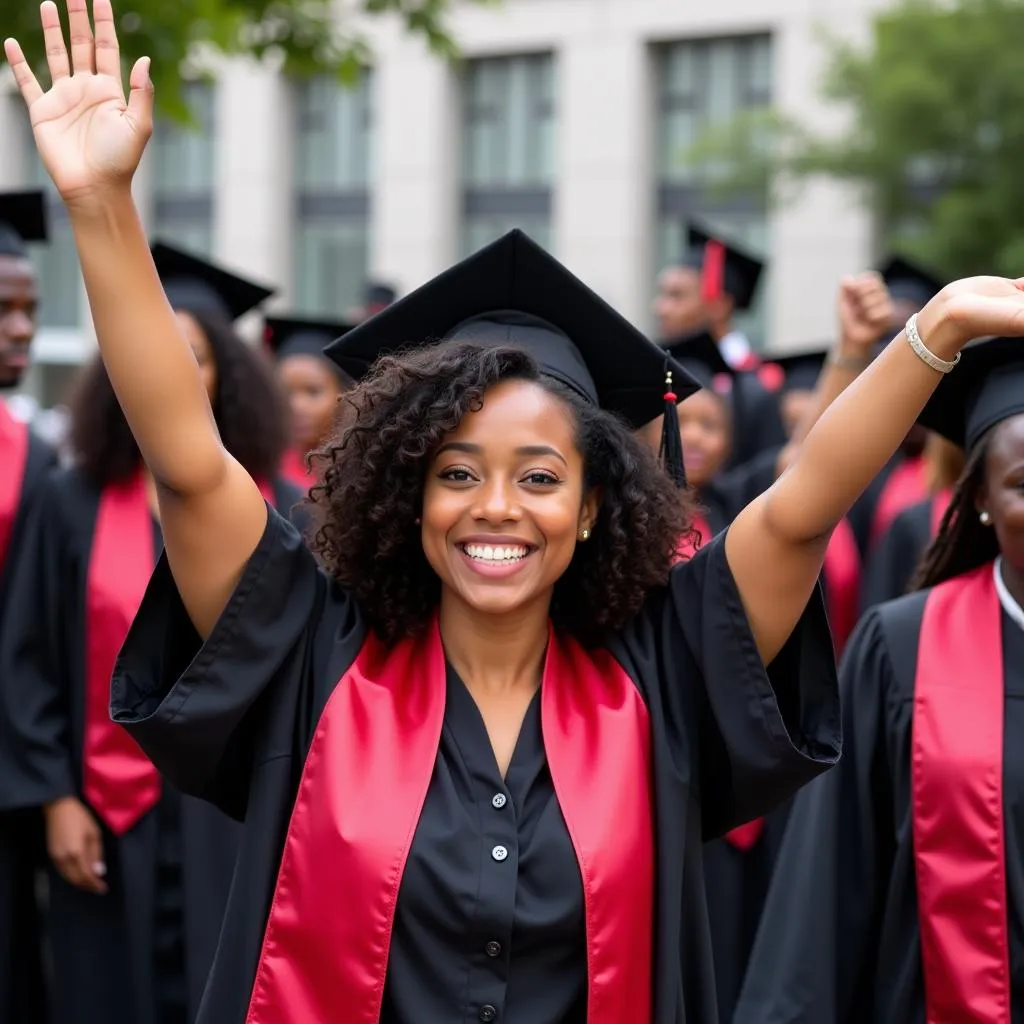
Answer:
[
  {"left": 110, "top": 505, "right": 840, "bottom": 1024},
  {"left": 860, "top": 498, "right": 933, "bottom": 612},
  {"left": 0, "top": 467, "right": 302, "bottom": 1024},
  {"left": 732, "top": 591, "right": 1024, "bottom": 1024},
  {"left": 0, "top": 429, "right": 57, "bottom": 1024}
]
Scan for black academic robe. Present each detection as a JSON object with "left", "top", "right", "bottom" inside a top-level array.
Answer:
[
  {"left": 0, "top": 467, "right": 301, "bottom": 1024},
  {"left": 110, "top": 505, "right": 840, "bottom": 1024},
  {"left": 733, "top": 582, "right": 1024, "bottom": 1024},
  {"left": 0, "top": 427, "right": 57, "bottom": 1024}
]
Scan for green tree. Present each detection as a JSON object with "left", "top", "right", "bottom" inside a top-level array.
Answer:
[
  {"left": 688, "top": 0, "right": 1024, "bottom": 280},
  {"left": 6, "top": 0, "right": 495, "bottom": 120}
]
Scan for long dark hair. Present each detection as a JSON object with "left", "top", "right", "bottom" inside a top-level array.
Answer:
[
  {"left": 67, "top": 308, "right": 289, "bottom": 487},
  {"left": 911, "top": 429, "right": 1000, "bottom": 591}
]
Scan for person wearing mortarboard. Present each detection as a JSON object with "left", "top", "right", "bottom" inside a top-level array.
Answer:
[
  {"left": 264, "top": 315, "right": 354, "bottom": 490},
  {"left": 0, "top": 189, "right": 60, "bottom": 1024},
  {"left": 735, "top": 334, "right": 1024, "bottom": 1024},
  {"left": 348, "top": 280, "right": 399, "bottom": 324},
  {"left": 654, "top": 223, "right": 787, "bottom": 467},
  {"left": 0, "top": 238, "right": 303, "bottom": 1024},
  {"left": 14, "top": 10, "right": 1024, "bottom": 1016}
]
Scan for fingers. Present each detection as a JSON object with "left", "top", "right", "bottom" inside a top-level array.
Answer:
[
  {"left": 40, "top": 1, "right": 71, "bottom": 83},
  {"left": 91, "top": 0, "right": 120, "bottom": 79},
  {"left": 65, "top": 0, "right": 95, "bottom": 76},
  {"left": 2, "top": 39, "right": 45, "bottom": 106},
  {"left": 126, "top": 56, "right": 154, "bottom": 136}
]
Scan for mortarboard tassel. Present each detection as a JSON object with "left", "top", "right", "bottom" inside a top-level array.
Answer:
[
  {"left": 659, "top": 364, "right": 687, "bottom": 489},
  {"left": 700, "top": 238, "right": 725, "bottom": 303}
]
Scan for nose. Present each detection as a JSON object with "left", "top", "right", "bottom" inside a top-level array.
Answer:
[
  {"left": 472, "top": 476, "right": 521, "bottom": 524},
  {"left": 1, "top": 309, "right": 33, "bottom": 343}
]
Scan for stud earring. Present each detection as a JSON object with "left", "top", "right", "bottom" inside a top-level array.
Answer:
[
  {"left": 980, "top": 510, "right": 992, "bottom": 526},
  {"left": 414, "top": 517, "right": 422, "bottom": 526},
  {"left": 579, "top": 528, "right": 590, "bottom": 541}
]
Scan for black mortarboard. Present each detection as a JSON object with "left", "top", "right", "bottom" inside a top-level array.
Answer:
[
  {"left": 326, "top": 229, "right": 700, "bottom": 431},
  {"left": 265, "top": 315, "right": 355, "bottom": 364},
  {"left": 880, "top": 255, "right": 943, "bottom": 309},
  {"left": 772, "top": 347, "right": 829, "bottom": 394},
  {"left": 152, "top": 241, "right": 276, "bottom": 321},
  {"left": 0, "top": 190, "right": 48, "bottom": 257},
  {"left": 667, "top": 330, "right": 733, "bottom": 393},
  {"left": 681, "top": 224, "right": 764, "bottom": 312},
  {"left": 918, "top": 336, "right": 1024, "bottom": 452},
  {"left": 364, "top": 282, "right": 397, "bottom": 308}
]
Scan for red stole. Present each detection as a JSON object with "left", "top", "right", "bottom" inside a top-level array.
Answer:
[
  {"left": 674, "top": 511, "right": 712, "bottom": 562},
  {"left": 913, "top": 564, "right": 1009, "bottom": 1023},
  {"left": 244, "top": 620, "right": 655, "bottom": 1024},
  {"left": 84, "top": 473, "right": 276, "bottom": 836},
  {"left": 931, "top": 488, "right": 951, "bottom": 536},
  {"left": 0, "top": 400, "right": 29, "bottom": 573},
  {"left": 822, "top": 517, "right": 860, "bottom": 657},
  {"left": 279, "top": 447, "right": 316, "bottom": 490},
  {"left": 871, "top": 455, "right": 926, "bottom": 548}
]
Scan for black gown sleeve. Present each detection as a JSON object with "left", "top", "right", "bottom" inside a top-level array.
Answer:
[
  {"left": 732, "top": 609, "right": 897, "bottom": 1024},
  {"left": 0, "top": 468, "right": 78, "bottom": 810},
  {"left": 111, "top": 505, "right": 334, "bottom": 819},
  {"left": 860, "top": 500, "right": 929, "bottom": 612}
]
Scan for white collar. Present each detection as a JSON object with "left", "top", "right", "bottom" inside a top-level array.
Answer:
[
  {"left": 994, "top": 558, "right": 1024, "bottom": 634},
  {"left": 719, "top": 331, "right": 752, "bottom": 369}
]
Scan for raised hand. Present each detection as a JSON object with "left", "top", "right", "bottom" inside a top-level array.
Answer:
[
  {"left": 837, "top": 272, "right": 894, "bottom": 353},
  {"left": 3, "top": 0, "right": 152, "bottom": 206},
  {"left": 917, "top": 276, "right": 1024, "bottom": 361}
]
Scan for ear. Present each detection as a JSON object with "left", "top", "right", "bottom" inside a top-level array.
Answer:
[
  {"left": 579, "top": 487, "right": 602, "bottom": 536},
  {"left": 972, "top": 478, "right": 989, "bottom": 515}
]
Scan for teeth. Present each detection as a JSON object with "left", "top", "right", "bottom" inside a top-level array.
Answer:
[{"left": 463, "top": 543, "right": 529, "bottom": 562}]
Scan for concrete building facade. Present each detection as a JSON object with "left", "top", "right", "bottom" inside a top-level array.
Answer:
[{"left": 1, "top": 0, "right": 890, "bottom": 409}]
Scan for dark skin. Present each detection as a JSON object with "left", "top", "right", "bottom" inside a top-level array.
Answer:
[
  {"left": 278, "top": 353, "right": 345, "bottom": 452},
  {"left": 0, "top": 253, "right": 39, "bottom": 388},
  {"left": 977, "top": 413, "right": 1024, "bottom": 608},
  {"left": 653, "top": 265, "right": 734, "bottom": 342}
]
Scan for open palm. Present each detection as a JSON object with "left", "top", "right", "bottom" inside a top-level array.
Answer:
[{"left": 3, "top": 0, "right": 152, "bottom": 204}]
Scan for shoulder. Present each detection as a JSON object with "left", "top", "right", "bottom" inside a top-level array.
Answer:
[{"left": 846, "top": 590, "right": 927, "bottom": 704}]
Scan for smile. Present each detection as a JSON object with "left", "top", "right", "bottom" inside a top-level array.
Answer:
[{"left": 459, "top": 543, "right": 531, "bottom": 564}]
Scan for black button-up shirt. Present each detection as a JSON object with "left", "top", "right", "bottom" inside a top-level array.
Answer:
[{"left": 381, "top": 666, "right": 587, "bottom": 1023}]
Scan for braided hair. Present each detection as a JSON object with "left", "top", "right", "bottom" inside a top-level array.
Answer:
[{"left": 910, "top": 429, "right": 1000, "bottom": 591}]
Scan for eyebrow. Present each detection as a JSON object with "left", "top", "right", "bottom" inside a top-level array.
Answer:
[{"left": 435, "top": 441, "right": 568, "bottom": 467}]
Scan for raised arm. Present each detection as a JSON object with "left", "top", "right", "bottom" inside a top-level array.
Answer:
[
  {"left": 4, "top": 0, "right": 267, "bottom": 636},
  {"left": 727, "top": 277, "right": 1024, "bottom": 662}
]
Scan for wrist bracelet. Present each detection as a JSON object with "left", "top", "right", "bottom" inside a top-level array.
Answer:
[{"left": 905, "top": 313, "right": 960, "bottom": 374}]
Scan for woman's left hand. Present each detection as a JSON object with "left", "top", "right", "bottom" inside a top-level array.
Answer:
[{"left": 917, "top": 277, "right": 1024, "bottom": 360}]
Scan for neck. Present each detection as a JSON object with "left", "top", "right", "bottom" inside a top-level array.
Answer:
[
  {"left": 438, "top": 590, "right": 551, "bottom": 695},
  {"left": 999, "top": 559, "right": 1024, "bottom": 612}
]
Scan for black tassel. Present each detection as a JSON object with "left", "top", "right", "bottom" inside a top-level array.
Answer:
[{"left": 659, "top": 364, "right": 687, "bottom": 489}]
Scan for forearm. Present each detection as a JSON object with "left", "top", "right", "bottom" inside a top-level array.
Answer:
[
  {"left": 68, "top": 192, "right": 224, "bottom": 492},
  {"left": 767, "top": 327, "right": 946, "bottom": 541},
  {"left": 790, "top": 350, "right": 872, "bottom": 445}
]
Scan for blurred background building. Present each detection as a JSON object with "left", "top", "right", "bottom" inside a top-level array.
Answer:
[{"left": 0, "top": 0, "right": 889, "bottom": 409}]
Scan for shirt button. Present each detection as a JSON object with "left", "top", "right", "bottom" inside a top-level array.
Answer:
[
  {"left": 491, "top": 793, "right": 507, "bottom": 809},
  {"left": 491, "top": 845, "right": 508, "bottom": 862},
  {"left": 485, "top": 940, "right": 502, "bottom": 957},
  {"left": 479, "top": 1006, "right": 497, "bottom": 1023}
]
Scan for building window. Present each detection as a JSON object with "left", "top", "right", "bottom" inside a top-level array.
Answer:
[
  {"left": 18, "top": 113, "right": 82, "bottom": 329},
  {"left": 150, "top": 81, "right": 217, "bottom": 254},
  {"left": 293, "top": 73, "right": 373, "bottom": 318},
  {"left": 654, "top": 36, "right": 772, "bottom": 346},
  {"left": 462, "top": 54, "right": 555, "bottom": 256}
]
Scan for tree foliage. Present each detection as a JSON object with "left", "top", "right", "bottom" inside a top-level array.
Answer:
[
  {"left": 6, "top": 0, "right": 496, "bottom": 121},
  {"left": 688, "top": 0, "right": 1024, "bottom": 279}
]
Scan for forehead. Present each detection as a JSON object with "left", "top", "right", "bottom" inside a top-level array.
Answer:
[
  {"left": 988, "top": 413, "right": 1024, "bottom": 462},
  {"left": 658, "top": 265, "right": 700, "bottom": 293},
  {"left": 443, "top": 379, "right": 577, "bottom": 447},
  {"left": 0, "top": 255, "right": 37, "bottom": 294}
]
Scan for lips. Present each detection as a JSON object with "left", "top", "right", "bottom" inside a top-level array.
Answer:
[{"left": 460, "top": 542, "right": 530, "bottom": 564}]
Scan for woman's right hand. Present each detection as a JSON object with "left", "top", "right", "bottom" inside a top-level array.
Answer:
[
  {"left": 45, "top": 796, "right": 108, "bottom": 894},
  {"left": 3, "top": 0, "right": 153, "bottom": 206}
]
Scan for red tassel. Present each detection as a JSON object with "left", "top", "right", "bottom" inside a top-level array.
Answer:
[{"left": 700, "top": 239, "right": 725, "bottom": 302}]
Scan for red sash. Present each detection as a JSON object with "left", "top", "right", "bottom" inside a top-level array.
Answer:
[
  {"left": 871, "top": 455, "right": 926, "bottom": 548},
  {"left": 244, "top": 620, "right": 655, "bottom": 1024},
  {"left": 84, "top": 473, "right": 276, "bottom": 835},
  {"left": 913, "top": 564, "right": 1009, "bottom": 1023},
  {"left": 822, "top": 517, "right": 860, "bottom": 657},
  {"left": 0, "top": 401, "right": 29, "bottom": 573},
  {"left": 930, "top": 489, "right": 951, "bottom": 537},
  {"left": 279, "top": 447, "right": 316, "bottom": 491},
  {"left": 674, "top": 511, "right": 711, "bottom": 563}
]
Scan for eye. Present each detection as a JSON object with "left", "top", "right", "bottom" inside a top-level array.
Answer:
[
  {"left": 439, "top": 466, "right": 477, "bottom": 483},
  {"left": 522, "top": 470, "right": 560, "bottom": 486}
]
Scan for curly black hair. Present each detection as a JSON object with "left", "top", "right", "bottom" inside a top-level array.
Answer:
[
  {"left": 307, "top": 342, "right": 697, "bottom": 646},
  {"left": 67, "top": 307, "right": 289, "bottom": 487},
  {"left": 911, "top": 428, "right": 999, "bottom": 591}
]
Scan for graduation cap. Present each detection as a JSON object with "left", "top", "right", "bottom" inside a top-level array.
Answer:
[
  {"left": 880, "top": 255, "right": 943, "bottom": 310},
  {"left": 772, "top": 347, "right": 829, "bottom": 394},
  {"left": 918, "top": 336, "right": 1024, "bottom": 452},
  {"left": 327, "top": 230, "right": 700, "bottom": 487},
  {"left": 668, "top": 330, "right": 733, "bottom": 393},
  {"left": 152, "top": 241, "right": 276, "bottom": 322},
  {"left": 266, "top": 315, "right": 355, "bottom": 363},
  {"left": 364, "top": 282, "right": 397, "bottom": 308},
  {"left": 0, "top": 190, "right": 48, "bottom": 257},
  {"left": 681, "top": 224, "right": 764, "bottom": 312}
]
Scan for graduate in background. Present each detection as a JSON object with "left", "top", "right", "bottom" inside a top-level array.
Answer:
[
  {"left": 654, "top": 224, "right": 787, "bottom": 466},
  {"left": 0, "top": 254, "right": 300, "bottom": 1024},
  {"left": 0, "top": 189, "right": 59, "bottom": 1024},
  {"left": 734, "top": 335, "right": 1024, "bottom": 1024},
  {"left": 860, "top": 431, "right": 964, "bottom": 610},
  {"left": 264, "top": 315, "right": 353, "bottom": 490}
]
